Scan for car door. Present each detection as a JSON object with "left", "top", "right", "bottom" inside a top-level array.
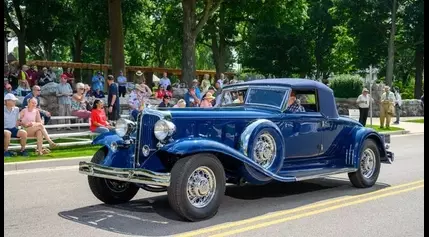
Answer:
[{"left": 280, "top": 113, "right": 323, "bottom": 159}]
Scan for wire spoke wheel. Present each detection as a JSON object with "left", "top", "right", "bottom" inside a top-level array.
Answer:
[
  {"left": 186, "top": 166, "right": 217, "bottom": 208},
  {"left": 253, "top": 133, "right": 276, "bottom": 168},
  {"left": 360, "top": 148, "right": 376, "bottom": 179}
]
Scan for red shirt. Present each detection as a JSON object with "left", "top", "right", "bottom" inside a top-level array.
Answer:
[
  {"left": 156, "top": 90, "right": 166, "bottom": 99},
  {"left": 64, "top": 72, "right": 74, "bottom": 83},
  {"left": 90, "top": 108, "right": 108, "bottom": 132}
]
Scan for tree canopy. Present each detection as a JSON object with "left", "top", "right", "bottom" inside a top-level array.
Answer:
[{"left": 4, "top": 0, "right": 424, "bottom": 97}]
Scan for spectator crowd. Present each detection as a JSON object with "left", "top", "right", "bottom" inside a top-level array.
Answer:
[{"left": 4, "top": 64, "right": 235, "bottom": 157}]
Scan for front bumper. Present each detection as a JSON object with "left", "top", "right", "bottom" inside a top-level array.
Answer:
[
  {"left": 79, "top": 161, "right": 170, "bottom": 186},
  {"left": 381, "top": 134, "right": 394, "bottom": 164}
]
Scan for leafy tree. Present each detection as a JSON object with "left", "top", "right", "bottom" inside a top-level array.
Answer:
[
  {"left": 4, "top": 0, "right": 28, "bottom": 65},
  {"left": 24, "top": 0, "right": 74, "bottom": 60},
  {"left": 181, "top": 0, "right": 223, "bottom": 85},
  {"left": 399, "top": 0, "right": 424, "bottom": 98},
  {"left": 239, "top": 0, "right": 311, "bottom": 77}
]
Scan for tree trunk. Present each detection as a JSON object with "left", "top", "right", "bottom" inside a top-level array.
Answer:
[
  {"left": 17, "top": 35, "right": 26, "bottom": 66},
  {"left": 108, "top": 0, "right": 125, "bottom": 78},
  {"left": 385, "top": 0, "right": 397, "bottom": 87},
  {"left": 210, "top": 5, "right": 226, "bottom": 80},
  {"left": 73, "top": 32, "right": 83, "bottom": 63},
  {"left": 413, "top": 45, "right": 424, "bottom": 99},
  {"left": 182, "top": 0, "right": 197, "bottom": 86}
]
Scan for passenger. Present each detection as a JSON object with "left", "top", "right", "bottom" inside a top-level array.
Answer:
[
  {"left": 19, "top": 97, "right": 57, "bottom": 155},
  {"left": 286, "top": 91, "right": 305, "bottom": 113},
  {"left": 90, "top": 99, "right": 113, "bottom": 134}
]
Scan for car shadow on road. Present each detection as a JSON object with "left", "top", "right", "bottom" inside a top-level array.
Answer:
[{"left": 58, "top": 178, "right": 390, "bottom": 236}]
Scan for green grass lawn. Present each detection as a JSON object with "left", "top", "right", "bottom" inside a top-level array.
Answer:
[
  {"left": 4, "top": 145, "right": 101, "bottom": 163},
  {"left": 366, "top": 125, "right": 404, "bottom": 132},
  {"left": 405, "top": 118, "right": 424, "bottom": 123}
]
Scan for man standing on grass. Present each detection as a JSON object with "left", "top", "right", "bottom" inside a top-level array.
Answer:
[
  {"left": 107, "top": 75, "right": 120, "bottom": 123},
  {"left": 4, "top": 93, "right": 28, "bottom": 157}
]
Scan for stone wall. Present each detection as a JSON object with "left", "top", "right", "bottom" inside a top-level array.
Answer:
[
  {"left": 336, "top": 82, "right": 424, "bottom": 117},
  {"left": 336, "top": 98, "right": 424, "bottom": 117}
]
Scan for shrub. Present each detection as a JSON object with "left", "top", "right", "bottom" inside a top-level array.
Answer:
[{"left": 329, "top": 74, "right": 363, "bottom": 98}]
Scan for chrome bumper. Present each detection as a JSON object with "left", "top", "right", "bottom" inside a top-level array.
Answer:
[
  {"left": 79, "top": 161, "right": 170, "bottom": 186},
  {"left": 381, "top": 134, "right": 394, "bottom": 164}
]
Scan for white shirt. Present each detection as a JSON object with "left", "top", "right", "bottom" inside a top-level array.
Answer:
[
  {"left": 356, "top": 94, "right": 373, "bottom": 108},
  {"left": 394, "top": 92, "right": 402, "bottom": 106},
  {"left": 381, "top": 91, "right": 395, "bottom": 103}
]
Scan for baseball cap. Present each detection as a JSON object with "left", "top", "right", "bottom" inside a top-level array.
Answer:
[{"left": 4, "top": 93, "right": 18, "bottom": 101}]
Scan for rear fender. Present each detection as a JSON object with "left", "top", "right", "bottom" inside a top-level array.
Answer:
[
  {"left": 353, "top": 127, "right": 392, "bottom": 166},
  {"left": 159, "top": 137, "right": 294, "bottom": 182}
]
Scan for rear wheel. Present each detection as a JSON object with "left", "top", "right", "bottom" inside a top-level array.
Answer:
[
  {"left": 168, "top": 153, "right": 226, "bottom": 222},
  {"left": 88, "top": 147, "right": 139, "bottom": 204},
  {"left": 348, "top": 139, "right": 381, "bottom": 188}
]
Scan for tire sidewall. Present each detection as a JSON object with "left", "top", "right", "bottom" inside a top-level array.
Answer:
[
  {"left": 357, "top": 139, "right": 381, "bottom": 186},
  {"left": 170, "top": 154, "right": 226, "bottom": 221}
]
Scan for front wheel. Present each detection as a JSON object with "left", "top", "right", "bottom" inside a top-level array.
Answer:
[
  {"left": 348, "top": 139, "right": 381, "bottom": 188},
  {"left": 168, "top": 153, "right": 226, "bottom": 222},
  {"left": 88, "top": 147, "right": 139, "bottom": 204}
]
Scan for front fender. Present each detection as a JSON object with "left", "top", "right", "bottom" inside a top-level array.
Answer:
[
  {"left": 160, "top": 137, "right": 295, "bottom": 182},
  {"left": 92, "top": 131, "right": 124, "bottom": 148}
]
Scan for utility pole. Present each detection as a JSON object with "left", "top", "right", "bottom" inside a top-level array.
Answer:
[{"left": 369, "top": 65, "right": 377, "bottom": 126}]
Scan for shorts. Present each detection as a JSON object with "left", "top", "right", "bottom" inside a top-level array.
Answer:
[{"left": 5, "top": 127, "right": 19, "bottom": 138}]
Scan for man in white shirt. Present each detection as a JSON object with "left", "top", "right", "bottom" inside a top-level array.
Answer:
[
  {"left": 4, "top": 93, "right": 28, "bottom": 157},
  {"left": 356, "top": 88, "right": 374, "bottom": 126},
  {"left": 380, "top": 86, "right": 396, "bottom": 129},
  {"left": 393, "top": 87, "right": 402, "bottom": 124},
  {"left": 159, "top": 72, "right": 171, "bottom": 88}
]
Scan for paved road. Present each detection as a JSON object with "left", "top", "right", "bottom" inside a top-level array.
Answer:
[{"left": 5, "top": 133, "right": 424, "bottom": 237}]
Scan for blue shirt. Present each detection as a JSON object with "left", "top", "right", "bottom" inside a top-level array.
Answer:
[
  {"left": 117, "top": 76, "right": 127, "bottom": 86},
  {"left": 159, "top": 77, "right": 171, "bottom": 88},
  {"left": 22, "top": 92, "right": 40, "bottom": 109},
  {"left": 92, "top": 75, "right": 105, "bottom": 91}
]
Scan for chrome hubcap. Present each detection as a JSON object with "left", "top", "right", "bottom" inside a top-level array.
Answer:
[
  {"left": 360, "top": 148, "right": 376, "bottom": 178},
  {"left": 253, "top": 133, "right": 276, "bottom": 168},
  {"left": 187, "top": 166, "right": 216, "bottom": 208}
]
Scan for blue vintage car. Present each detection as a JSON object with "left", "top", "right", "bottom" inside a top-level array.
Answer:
[{"left": 79, "top": 78, "right": 394, "bottom": 221}]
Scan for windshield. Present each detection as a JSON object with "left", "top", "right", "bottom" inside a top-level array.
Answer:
[{"left": 220, "top": 87, "right": 288, "bottom": 109}]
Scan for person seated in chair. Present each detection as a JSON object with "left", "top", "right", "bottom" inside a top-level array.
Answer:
[{"left": 286, "top": 91, "right": 305, "bottom": 113}]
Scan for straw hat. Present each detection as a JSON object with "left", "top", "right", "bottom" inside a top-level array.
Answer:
[
  {"left": 135, "top": 70, "right": 143, "bottom": 76},
  {"left": 205, "top": 92, "right": 215, "bottom": 100}
]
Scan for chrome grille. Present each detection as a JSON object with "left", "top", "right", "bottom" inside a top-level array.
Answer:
[{"left": 141, "top": 113, "right": 160, "bottom": 148}]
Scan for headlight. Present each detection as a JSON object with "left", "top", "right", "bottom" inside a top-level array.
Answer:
[
  {"left": 115, "top": 118, "right": 136, "bottom": 137},
  {"left": 154, "top": 119, "right": 176, "bottom": 141}
]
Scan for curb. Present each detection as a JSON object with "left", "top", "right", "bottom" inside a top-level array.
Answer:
[
  {"left": 380, "top": 130, "right": 411, "bottom": 135},
  {"left": 4, "top": 156, "right": 91, "bottom": 172}
]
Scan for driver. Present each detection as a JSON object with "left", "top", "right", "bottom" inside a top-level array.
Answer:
[{"left": 286, "top": 91, "right": 305, "bottom": 113}]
